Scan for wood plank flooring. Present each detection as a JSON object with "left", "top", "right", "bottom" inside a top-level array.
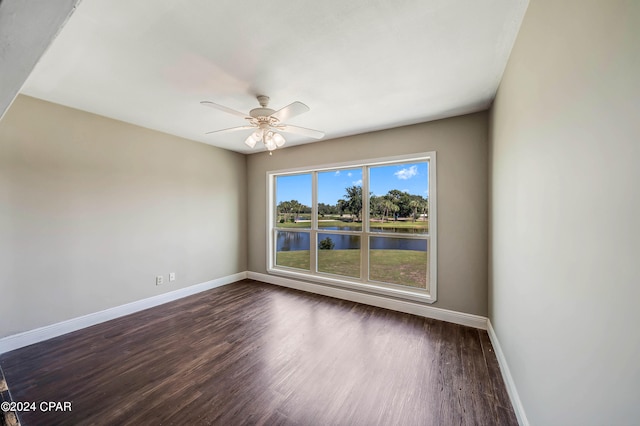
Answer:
[{"left": 0, "top": 279, "right": 517, "bottom": 426}]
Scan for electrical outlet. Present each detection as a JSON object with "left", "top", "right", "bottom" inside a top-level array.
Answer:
[
  {"left": 156, "top": 275, "right": 163, "bottom": 285},
  {"left": 169, "top": 272, "right": 175, "bottom": 282}
]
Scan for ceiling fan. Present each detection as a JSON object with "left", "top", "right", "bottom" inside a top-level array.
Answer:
[{"left": 201, "top": 95, "right": 324, "bottom": 153}]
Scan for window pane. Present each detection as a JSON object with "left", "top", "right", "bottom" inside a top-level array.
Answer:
[
  {"left": 369, "top": 237, "right": 427, "bottom": 289},
  {"left": 369, "top": 162, "right": 429, "bottom": 234},
  {"left": 275, "top": 174, "right": 312, "bottom": 229},
  {"left": 276, "top": 231, "right": 310, "bottom": 270},
  {"left": 317, "top": 233, "right": 361, "bottom": 278},
  {"left": 317, "top": 169, "right": 362, "bottom": 231}
]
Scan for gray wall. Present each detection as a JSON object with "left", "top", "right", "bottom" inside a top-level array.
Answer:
[
  {"left": 489, "top": 1, "right": 640, "bottom": 424},
  {"left": 248, "top": 112, "right": 489, "bottom": 316},
  {"left": 0, "top": 95, "right": 247, "bottom": 338}
]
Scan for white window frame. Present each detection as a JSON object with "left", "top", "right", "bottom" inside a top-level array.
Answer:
[{"left": 266, "top": 152, "right": 437, "bottom": 304}]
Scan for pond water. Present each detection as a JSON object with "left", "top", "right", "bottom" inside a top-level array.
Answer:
[
  {"left": 318, "top": 225, "right": 427, "bottom": 234},
  {"left": 276, "top": 230, "right": 427, "bottom": 252}
]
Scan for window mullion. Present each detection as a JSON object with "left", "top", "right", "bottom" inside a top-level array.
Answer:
[
  {"left": 268, "top": 174, "right": 275, "bottom": 270},
  {"left": 361, "top": 166, "right": 370, "bottom": 283},
  {"left": 310, "top": 171, "right": 318, "bottom": 274}
]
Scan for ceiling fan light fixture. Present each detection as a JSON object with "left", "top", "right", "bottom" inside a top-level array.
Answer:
[
  {"left": 272, "top": 132, "right": 286, "bottom": 147},
  {"left": 244, "top": 134, "right": 257, "bottom": 148},
  {"left": 252, "top": 129, "right": 263, "bottom": 140},
  {"left": 264, "top": 134, "right": 276, "bottom": 151}
]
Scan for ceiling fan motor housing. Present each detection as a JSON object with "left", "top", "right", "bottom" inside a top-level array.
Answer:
[
  {"left": 249, "top": 95, "right": 275, "bottom": 119},
  {"left": 249, "top": 107, "right": 276, "bottom": 119}
]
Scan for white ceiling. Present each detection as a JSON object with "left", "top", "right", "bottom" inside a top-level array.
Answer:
[{"left": 21, "top": 0, "right": 528, "bottom": 154}]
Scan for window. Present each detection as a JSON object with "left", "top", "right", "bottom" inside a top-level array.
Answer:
[
  {"left": 267, "top": 153, "right": 437, "bottom": 303},
  {"left": 274, "top": 173, "right": 311, "bottom": 270}
]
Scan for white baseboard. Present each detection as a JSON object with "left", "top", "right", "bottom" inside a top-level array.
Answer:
[
  {"left": 0, "top": 272, "right": 247, "bottom": 355},
  {"left": 487, "top": 319, "right": 529, "bottom": 426},
  {"left": 247, "top": 271, "right": 487, "bottom": 330}
]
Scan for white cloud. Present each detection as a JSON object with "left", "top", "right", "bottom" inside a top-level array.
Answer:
[
  {"left": 334, "top": 171, "right": 341, "bottom": 176},
  {"left": 353, "top": 179, "right": 362, "bottom": 186},
  {"left": 347, "top": 172, "right": 353, "bottom": 177},
  {"left": 394, "top": 165, "right": 418, "bottom": 180}
]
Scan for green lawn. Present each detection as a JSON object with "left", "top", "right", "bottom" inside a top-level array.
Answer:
[
  {"left": 369, "top": 249, "right": 427, "bottom": 289},
  {"left": 317, "top": 249, "right": 360, "bottom": 278},
  {"left": 369, "top": 220, "right": 429, "bottom": 233},
  {"left": 277, "top": 250, "right": 311, "bottom": 270},
  {"left": 276, "top": 249, "right": 427, "bottom": 289}
]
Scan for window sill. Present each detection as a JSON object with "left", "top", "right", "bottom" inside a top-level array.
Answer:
[{"left": 267, "top": 266, "right": 436, "bottom": 304}]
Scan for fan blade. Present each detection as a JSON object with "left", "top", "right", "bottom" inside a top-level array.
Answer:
[
  {"left": 277, "top": 124, "right": 324, "bottom": 139},
  {"left": 200, "top": 101, "right": 250, "bottom": 119},
  {"left": 205, "top": 125, "right": 254, "bottom": 135},
  {"left": 270, "top": 101, "right": 310, "bottom": 122}
]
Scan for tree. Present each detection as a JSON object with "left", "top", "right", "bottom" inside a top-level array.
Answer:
[
  {"left": 318, "top": 237, "right": 335, "bottom": 250},
  {"left": 409, "top": 199, "right": 420, "bottom": 222},
  {"left": 288, "top": 200, "right": 307, "bottom": 222},
  {"left": 318, "top": 203, "right": 327, "bottom": 217},
  {"left": 277, "top": 200, "right": 292, "bottom": 222},
  {"left": 337, "top": 199, "right": 347, "bottom": 218},
  {"left": 277, "top": 200, "right": 308, "bottom": 222},
  {"left": 343, "top": 185, "right": 363, "bottom": 221},
  {"left": 386, "top": 189, "right": 405, "bottom": 205},
  {"left": 380, "top": 199, "right": 399, "bottom": 222},
  {"left": 318, "top": 202, "right": 338, "bottom": 217},
  {"left": 370, "top": 195, "right": 382, "bottom": 221},
  {"left": 420, "top": 198, "right": 429, "bottom": 220}
]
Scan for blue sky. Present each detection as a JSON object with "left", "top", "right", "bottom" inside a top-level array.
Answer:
[
  {"left": 276, "top": 162, "right": 428, "bottom": 207},
  {"left": 369, "top": 163, "right": 428, "bottom": 199},
  {"left": 277, "top": 174, "right": 312, "bottom": 205},
  {"left": 319, "top": 168, "right": 363, "bottom": 205}
]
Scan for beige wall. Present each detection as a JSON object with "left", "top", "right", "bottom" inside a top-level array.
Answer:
[
  {"left": 248, "top": 112, "right": 489, "bottom": 316},
  {"left": 0, "top": 95, "right": 247, "bottom": 338},
  {"left": 490, "top": 1, "right": 640, "bottom": 424}
]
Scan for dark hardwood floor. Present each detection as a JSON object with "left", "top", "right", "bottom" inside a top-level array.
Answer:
[{"left": 0, "top": 280, "right": 517, "bottom": 426}]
